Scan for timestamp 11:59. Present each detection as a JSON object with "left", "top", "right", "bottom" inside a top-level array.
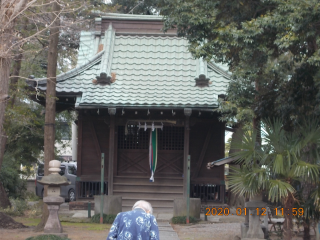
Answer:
[
  {"left": 236, "top": 207, "right": 304, "bottom": 216},
  {"left": 205, "top": 207, "right": 304, "bottom": 216},
  {"left": 274, "top": 208, "right": 304, "bottom": 216}
]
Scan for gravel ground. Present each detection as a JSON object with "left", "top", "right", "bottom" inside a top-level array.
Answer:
[
  {"left": 172, "top": 221, "right": 317, "bottom": 240},
  {"left": 173, "top": 222, "right": 241, "bottom": 240}
]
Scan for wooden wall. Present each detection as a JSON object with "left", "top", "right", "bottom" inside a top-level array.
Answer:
[
  {"left": 77, "top": 110, "right": 225, "bottom": 184},
  {"left": 189, "top": 118, "right": 225, "bottom": 184},
  {"left": 78, "top": 116, "right": 109, "bottom": 180}
]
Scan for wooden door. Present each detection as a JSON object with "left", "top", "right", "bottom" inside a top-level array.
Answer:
[
  {"left": 156, "top": 150, "right": 183, "bottom": 177},
  {"left": 116, "top": 125, "right": 184, "bottom": 177}
]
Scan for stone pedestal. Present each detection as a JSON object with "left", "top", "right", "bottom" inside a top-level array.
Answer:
[
  {"left": 241, "top": 223, "right": 249, "bottom": 238},
  {"left": 94, "top": 195, "right": 122, "bottom": 215},
  {"left": 243, "top": 197, "right": 266, "bottom": 240},
  {"left": 38, "top": 160, "right": 70, "bottom": 238},
  {"left": 43, "top": 196, "right": 65, "bottom": 234},
  {"left": 173, "top": 198, "right": 201, "bottom": 219}
]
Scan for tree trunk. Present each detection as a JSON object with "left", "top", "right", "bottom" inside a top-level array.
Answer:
[
  {"left": 0, "top": 0, "right": 30, "bottom": 210},
  {"left": 0, "top": 58, "right": 11, "bottom": 209},
  {"left": 9, "top": 52, "right": 23, "bottom": 107},
  {"left": 0, "top": 53, "right": 24, "bottom": 209},
  {"left": 0, "top": 134, "right": 7, "bottom": 172},
  {"left": 283, "top": 193, "right": 294, "bottom": 240},
  {"left": 303, "top": 221, "right": 310, "bottom": 240},
  {"left": 0, "top": 133, "right": 10, "bottom": 208},
  {"left": 0, "top": 182, "right": 11, "bottom": 208},
  {"left": 35, "top": 1, "right": 60, "bottom": 232}
]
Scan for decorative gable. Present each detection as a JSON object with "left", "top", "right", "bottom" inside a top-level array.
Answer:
[
  {"left": 195, "top": 58, "right": 210, "bottom": 88},
  {"left": 92, "top": 72, "right": 116, "bottom": 85}
]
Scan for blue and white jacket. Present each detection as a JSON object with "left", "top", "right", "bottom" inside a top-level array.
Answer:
[{"left": 106, "top": 208, "right": 160, "bottom": 240}]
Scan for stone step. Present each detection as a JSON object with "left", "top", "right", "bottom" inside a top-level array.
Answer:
[
  {"left": 113, "top": 191, "right": 183, "bottom": 199},
  {"left": 113, "top": 176, "right": 183, "bottom": 185},
  {"left": 122, "top": 198, "right": 174, "bottom": 208},
  {"left": 122, "top": 202, "right": 174, "bottom": 209},
  {"left": 122, "top": 206, "right": 173, "bottom": 213},
  {"left": 113, "top": 184, "right": 182, "bottom": 192}
]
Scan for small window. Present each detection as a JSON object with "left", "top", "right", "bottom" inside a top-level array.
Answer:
[{"left": 68, "top": 166, "right": 77, "bottom": 175}]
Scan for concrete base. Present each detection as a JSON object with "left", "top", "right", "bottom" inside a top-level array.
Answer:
[
  {"left": 241, "top": 223, "right": 249, "bottom": 238},
  {"left": 94, "top": 195, "right": 122, "bottom": 215},
  {"left": 43, "top": 196, "right": 64, "bottom": 234},
  {"left": 72, "top": 210, "right": 95, "bottom": 218},
  {"left": 241, "top": 222, "right": 268, "bottom": 239},
  {"left": 246, "top": 209, "right": 265, "bottom": 239},
  {"left": 173, "top": 198, "right": 201, "bottom": 219},
  {"left": 244, "top": 198, "right": 267, "bottom": 240},
  {"left": 261, "top": 225, "right": 268, "bottom": 239}
]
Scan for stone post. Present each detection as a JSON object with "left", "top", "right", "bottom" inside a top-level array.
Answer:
[
  {"left": 242, "top": 194, "right": 266, "bottom": 240},
  {"left": 38, "top": 160, "right": 70, "bottom": 238}
]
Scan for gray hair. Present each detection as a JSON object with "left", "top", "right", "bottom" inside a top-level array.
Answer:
[{"left": 132, "top": 200, "right": 153, "bottom": 214}]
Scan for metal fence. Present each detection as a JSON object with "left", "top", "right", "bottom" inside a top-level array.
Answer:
[
  {"left": 191, "top": 183, "right": 225, "bottom": 203},
  {"left": 77, "top": 181, "right": 108, "bottom": 199}
]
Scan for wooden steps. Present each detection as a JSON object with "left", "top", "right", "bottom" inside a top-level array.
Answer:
[{"left": 113, "top": 176, "right": 183, "bottom": 213}]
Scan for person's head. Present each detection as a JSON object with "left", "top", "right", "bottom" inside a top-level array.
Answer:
[{"left": 132, "top": 200, "right": 153, "bottom": 214}]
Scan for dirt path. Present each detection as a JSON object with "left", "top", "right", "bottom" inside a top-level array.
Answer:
[
  {"left": 0, "top": 215, "right": 317, "bottom": 240},
  {"left": 0, "top": 226, "right": 110, "bottom": 240},
  {"left": 0, "top": 217, "right": 111, "bottom": 240}
]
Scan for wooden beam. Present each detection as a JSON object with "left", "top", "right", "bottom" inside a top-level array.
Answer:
[
  {"left": 89, "top": 121, "right": 101, "bottom": 160},
  {"left": 192, "top": 125, "right": 213, "bottom": 178},
  {"left": 76, "top": 113, "right": 83, "bottom": 200},
  {"left": 183, "top": 108, "right": 191, "bottom": 197},
  {"left": 108, "top": 108, "right": 116, "bottom": 195},
  {"left": 113, "top": 126, "right": 118, "bottom": 176},
  {"left": 77, "top": 114, "right": 83, "bottom": 176}
]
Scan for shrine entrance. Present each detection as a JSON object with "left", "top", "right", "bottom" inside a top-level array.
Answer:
[{"left": 117, "top": 125, "right": 184, "bottom": 178}]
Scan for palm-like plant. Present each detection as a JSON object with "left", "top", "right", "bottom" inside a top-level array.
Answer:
[{"left": 228, "top": 119, "right": 320, "bottom": 240}]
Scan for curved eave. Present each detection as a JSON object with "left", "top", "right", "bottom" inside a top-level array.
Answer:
[
  {"left": 32, "top": 50, "right": 105, "bottom": 88},
  {"left": 99, "top": 13, "right": 163, "bottom": 21},
  {"left": 76, "top": 103, "right": 219, "bottom": 110},
  {"left": 208, "top": 62, "right": 231, "bottom": 79}
]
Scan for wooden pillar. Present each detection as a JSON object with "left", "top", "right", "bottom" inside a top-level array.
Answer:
[
  {"left": 183, "top": 108, "right": 192, "bottom": 197},
  {"left": 76, "top": 111, "right": 82, "bottom": 199},
  {"left": 220, "top": 184, "right": 225, "bottom": 204},
  {"left": 113, "top": 129, "right": 118, "bottom": 176},
  {"left": 108, "top": 108, "right": 116, "bottom": 195}
]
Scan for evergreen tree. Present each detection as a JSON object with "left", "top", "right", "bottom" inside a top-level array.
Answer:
[
  {"left": 161, "top": 0, "right": 320, "bottom": 130},
  {"left": 112, "top": 0, "right": 160, "bottom": 14}
]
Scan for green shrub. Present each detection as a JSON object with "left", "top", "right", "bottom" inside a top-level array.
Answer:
[
  {"left": 25, "top": 235, "right": 71, "bottom": 240},
  {"left": 171, "top": 216, "right": 198, "bottom": 224},
  {"left": 26, "top": 201, "right": 43, "bottom": 218},
  {"left": 1, "top": 198, "right": 29, "bottom": 216},
  {"left": 91, "top": 213, "right": 116, "bottom": 224},
  {"left": 0, "top": 157, "right": 27, "bottom": 199},
  {"left": 25, "top": 191, "right": 40, "bottom": 201}
]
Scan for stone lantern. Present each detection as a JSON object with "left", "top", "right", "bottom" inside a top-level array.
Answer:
[
  {"left": 241, "top": 194, "right": 267, "bottom": 240},
  {"left": 38, "top": 160, "right": 70, "bottom": 237}
]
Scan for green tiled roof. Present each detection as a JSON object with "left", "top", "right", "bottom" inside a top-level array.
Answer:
[{"left": 36, "top": 16, "right": 231, "bottom": 109}]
